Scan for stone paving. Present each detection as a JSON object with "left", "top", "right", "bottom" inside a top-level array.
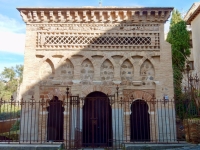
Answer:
[
  {"left": 0, "top": 144, "right": 62, "bottom": 150},
  {"left": 167, "top": 144, "right": 200, "bottom": 150},
  {"left": 0, "top": 143, "right": 200, "bottom": 150},
  {"left": 125, "top": 143, "right": 200, "bottom": 150}
]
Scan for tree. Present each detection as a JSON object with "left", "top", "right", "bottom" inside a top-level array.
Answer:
[
  {"left": 14, "top": 65, "right": 23, "bottom": 83},
  {"left": 1, "top": 67, "right": 16, "bottom": 81},
  {"left": 166, "top": 9, "right": 190, "bottom": 99},
  {"left": 0, "top": 65, "right": 23, "bottom": 100}
]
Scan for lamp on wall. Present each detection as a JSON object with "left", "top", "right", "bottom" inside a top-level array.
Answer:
[
  {"left": 163, "top": 94, "right": 169, "bottom": 104},
  {"left": 164, "top": 95, "right": 169, "bottom": 100}
]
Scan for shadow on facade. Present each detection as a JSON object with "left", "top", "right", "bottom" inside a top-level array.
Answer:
[{"left": 5, "top": 7, "right": 179, "bottom": 149}]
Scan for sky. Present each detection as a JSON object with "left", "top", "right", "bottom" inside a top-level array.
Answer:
[{"left": 0, "top": 0, "right": 197, "bottom": 72}]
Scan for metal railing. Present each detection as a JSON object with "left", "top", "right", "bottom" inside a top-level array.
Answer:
[
  {"left": 0, "top": 96, "right": 188, "bottom": 148},
  {"left": 0, "top": 76, "right": 200, "bottom": 149}
]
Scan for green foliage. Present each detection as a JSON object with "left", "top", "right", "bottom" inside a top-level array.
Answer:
[
  {"left": 1, "top": 67, "right": 16, "bottom": 81},
  {"left": 0, "top": 81, "right": 12, "bottom": 100},
  {"left": 0, "top": 103, "right": 21, "bottom": 120},
  {"left": 10, "top": 120, "right": 20, "bottom": 131},
  {"left": 58, "top": 144, "right": 65, "bottom": 150},
  {"left": 166, "top": 9, "right": 190, "bottom": 99},
  {"left": 0, "top": 130, "right": 19, "bottom": 141},
  {"left": 0, "top": 65, "right": 23, "bottom": 100},
  {"left": 4, "top": 79, "right": 18, "bottom": 93},
  {"left": 14, "top": 64, "right": 24, "bottom": 84},
  {"left": 0, "top": 89, "right": 12, "bottom": 101},
  {"left": 186, "top": 100, "right": 199, "bottom": 118},
  {"left": 170, "top": 10, "right": 182, "bottom": 27},
  {"left": 175, "top": 93, "right": 189, "bottom": 120},
  {"left": 175, "top": 89, "right": 200, "bottom": 120}
]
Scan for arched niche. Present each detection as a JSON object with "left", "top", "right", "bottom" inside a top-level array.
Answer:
[
  {"left": 130, "top": 100, "right": 150, "bottom": 141},
  {"left": 55, "top": 59, "right": 74, "bottom": 81},
  {"left": 100, "top": 59, "right": 114, "bottom": 83},
  {"left": 40, "top": 60, "right": 54, "bottom": 80},
  {"left": 140, "top": 60, "right": 155, "bottom": 86},
  {"left": 121, "top": 59, "right": 134, "bottom": 85},
  {"left": 81, "top": 59, "right": 94, "bottom": 84},
  {"left": 47, "top": 96, "right": 64, "bottom": 142}
]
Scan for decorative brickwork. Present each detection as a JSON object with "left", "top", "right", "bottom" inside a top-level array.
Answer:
[
  {"left": 56, "top": 59, "right": 74, "bottom": 81},
  {"left": 121, "top": 59, "right": 134, "bottom": 85},
  {"left": 101, "top": 59, "right": 114, "bottom": 84},
  {"left": 81, "top": 59, "right": 94, "bottom": 84},
  {"left": 19, "top": 8, "right": 172, "bottom": 23},
  {"left": 36, "top": 25, "right": 160, "bottom": 50},
  {"left": 17, "top": 6, "right": 175, "bottom": 146},
  {"left": 40, "top": 60, "right": 54, "bottom": 81},
  {"left": 140, "top": 60, "right": 155, "bottom": 85}
]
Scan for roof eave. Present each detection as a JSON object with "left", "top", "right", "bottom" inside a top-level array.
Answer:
[{"left": 186, "top": 5, "right": 200, "bottom": 25}]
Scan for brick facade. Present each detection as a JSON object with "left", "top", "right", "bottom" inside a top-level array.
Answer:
[{"left": 17, "top": 7, "right": 175, "bottom": 145}]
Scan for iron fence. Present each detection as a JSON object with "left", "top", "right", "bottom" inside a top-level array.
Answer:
[
  {"left": 0, "top": 93, "right": 193, "bottom": 149},
  {"left": 0, "top": 73, "right": 200, "bottom": 149}
]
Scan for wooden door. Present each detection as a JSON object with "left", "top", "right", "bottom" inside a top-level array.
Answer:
[{"left": 82, "top": 92, "right": 112, "bottom": 147}]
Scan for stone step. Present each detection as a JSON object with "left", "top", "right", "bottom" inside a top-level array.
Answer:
[
  {"left": 81, "top": 149, "right": 105, "bottom": 150},
  {"left": 0, "top": 144, "right": 62, "bottom": 150}
]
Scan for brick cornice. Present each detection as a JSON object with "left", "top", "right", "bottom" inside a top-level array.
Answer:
[{"left": 17, "top": 7, "right": 173, "bottom": 23}]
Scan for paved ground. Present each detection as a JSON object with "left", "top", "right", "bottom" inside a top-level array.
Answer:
[
  {"left": 0, "top": 143, "right": 200, "bottom": 150},
  {"left": 0, "top": 143, "right": 62, "bottom": 150},
  {"left": 125, "top": 143, "right": 200, "bottom": 150},
  {"left": 167, "top": 144, "right": 200, "bottom": 150}
]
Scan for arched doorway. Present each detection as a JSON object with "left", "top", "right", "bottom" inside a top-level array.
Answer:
[
  {"left": 130, "top": 100, "right": 150, "bottom": 141},
  {"left": 82, "top": 91, "right": 112, "bottom": 147},
  {"left": 47, "top": 96, "right": 64, "bottom": 142}
]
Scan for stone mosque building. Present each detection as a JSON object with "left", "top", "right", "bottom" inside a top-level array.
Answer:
[{"left": 17, "top": 6, "right": 175, "bottom": 148}]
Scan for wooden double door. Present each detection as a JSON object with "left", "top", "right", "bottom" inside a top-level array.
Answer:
[{"left": 82, "top": 92, "right": 112, "bottom": 147}]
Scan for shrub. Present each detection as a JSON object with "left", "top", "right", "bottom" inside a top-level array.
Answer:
[
  {"left": 0, "top": 103, "right": 21, "bottom": 120},
  {"left": 10, "top": 120, "right": 20, "bottom": 131}
]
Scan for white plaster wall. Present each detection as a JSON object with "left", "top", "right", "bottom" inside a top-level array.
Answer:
[
  {"left": 157, "top": 107, "right": 177, "bottom": 142},
  {"left": 112, "top": 109, "right": 124, "bottom": 146},
  {"left": 191, "top": 14, "right": 200, "bottom": 76}
]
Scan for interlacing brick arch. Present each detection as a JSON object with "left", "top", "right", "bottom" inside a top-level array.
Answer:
[
  {"left": 119, "top": 56, "right": 135, "bottom": 67},
  {"left": 39, "top": 55, "right": 53, "bottom": 63},
  {"left": 81, "top": 85, "right": 114, "bottom": 98},
  {"left": 138, "top": 56, "right": 156, "bottom": 69},
  {"left": 100, "top": 56, "right": 116, "bottom": 68},
  {"left": 79, "top": 56, "right": 96, "bottom": 67},
  {"left": 57, "top": 55, "right": 95, "bottom": 75},
  {"left": 40, "top": 58, "right": 55, "bottom": 74},
  {"left": 127, "top": 90, "right": 154, "bottom": 112},
  {"left": 57, "top": 54, "right": 75, "bottom": 65},
  {"left": 46, "top": 88, "right": 65, "bottom": 102}
]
